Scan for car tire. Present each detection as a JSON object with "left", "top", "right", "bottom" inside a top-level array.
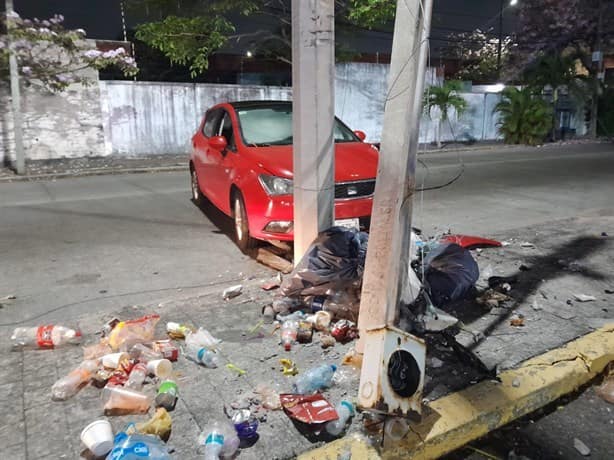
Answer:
[
  {"left": 232, "top": 191, "right": 257, "bottom": 254},
  {"left": 190, "top": 166, "right": 205, "bottom": 205}
]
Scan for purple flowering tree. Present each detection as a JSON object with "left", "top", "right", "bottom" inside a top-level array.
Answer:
[{"left": 1, "top": 12, "right": 138, "bottom": 92}]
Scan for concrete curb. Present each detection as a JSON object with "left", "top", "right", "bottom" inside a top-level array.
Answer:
[
  {"left": 0, "top": 165, "right": 187, "bottom": 183},
  {"left": 298, "top": 324, "right": 614, "bottom": 460}
]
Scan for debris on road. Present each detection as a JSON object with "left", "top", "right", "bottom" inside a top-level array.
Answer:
[
  {"left": 595, "top": 365, "right": 614, "bottom": 404},
  {"left": 280, "top": 393, "right": 339, "bottom": 424},
  {"left": 223, "top": 284, "right": 243, "bottom": 300},
  {"left": 440, "top": 234, "right": 502, "bottom": 249},
  {"left": 510, "top": 314, "right": 525, "bottom": 327},
  {"left": 520, "top": 242, "right": 535, "bottom": 248},
  {"left": 573, "top": 294, "right": 597, "bottom": 302},
  {"left": 573, "top": 438, "right": 591, "bottom": 456},
  {"left": 11, "top": 325, "right": 82, "bottom": 350}
]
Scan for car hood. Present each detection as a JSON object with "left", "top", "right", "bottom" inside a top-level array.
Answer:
[{"left": 244, "top": 142, "right": 378, "bottom": 181}]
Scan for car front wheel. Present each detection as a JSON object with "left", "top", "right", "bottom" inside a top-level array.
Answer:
[
  {"left": 232, "top": 192, "right": 257, "bottom": 254},
  {"left": 190, "top": 166, "right": 205, "bottom": 205}
]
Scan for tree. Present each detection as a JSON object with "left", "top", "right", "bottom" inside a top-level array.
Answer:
[
  {"left": 423, "top": 80, "right": 468, "bottom": 148},
  {"left": 495, "top": 87, "right": 552, "bottom": 145},
  {"left": 515, "top": 0, "right": 614, "bottom": 137},
  {"left": 130, "top": 0, "right": 396, "bottom": 77},
  {"left": 443, "top": 29, "right": 514, "bottom": 83},
  {"left": 0, "top": 12, "right": 138, "bottom": 92}
]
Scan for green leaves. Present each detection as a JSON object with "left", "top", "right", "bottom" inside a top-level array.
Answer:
[
  {"left": 495, "top": 87, "right": 553, "bottom": 145},
  {"left": 348, "top": 0, "right": 396, "bottom": 28},
  {"left": 135, "top": 16, "right": 234, "bottom": 77},
  {"left": 423, "top": 80, "right": 468, "bottom": 122}
]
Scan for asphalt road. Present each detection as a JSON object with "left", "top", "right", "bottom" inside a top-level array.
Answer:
[{"left": 1, "top": 142, "right": 613, "bottom": 328}]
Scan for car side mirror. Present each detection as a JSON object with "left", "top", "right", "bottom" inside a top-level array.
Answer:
[
  {"left": 354, "top": 130, "right": 367, "bottom": 141},
  {"left": 209, "top": 135, "right": 228, "bottom": 151}
]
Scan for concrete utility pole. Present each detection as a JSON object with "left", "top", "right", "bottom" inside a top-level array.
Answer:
[
  {"left": 356, "top": 0, "right": 433, "bottom": 415},
  {"left": 291, "top": 0, "right": 335, "bottom": 263},
  {"left": 6, "top": 0, "right": 25, "bottom": 175}
]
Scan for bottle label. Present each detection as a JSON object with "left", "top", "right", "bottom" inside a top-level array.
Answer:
[
  {"left": 311, "top": 296, "right": 326, "bottom": 312},
  {"left": 205, "top": 433, "right": 224, "bottom": 446},
  {"left": 36, "top": 325, "right": 54, "bottom": 348},
  {"left": 197, "top": 347, "right": 207, "bottom": 362},
  {"left": 158, "top": 380, "right": 178, "bottom": 397},
  {"left": 109, "top": 441, "right": 150, "bottom": 459}
]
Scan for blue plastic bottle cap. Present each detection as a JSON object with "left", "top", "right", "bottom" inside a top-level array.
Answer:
[
  {"left": 331, "top": 364, "right": 337, "bottom": 372},
  {"left": 205, "top": 433, "right": 224, "bottom": 446},
  {"left": 340, "top": 400, "right": 355, "bottom": 415}
]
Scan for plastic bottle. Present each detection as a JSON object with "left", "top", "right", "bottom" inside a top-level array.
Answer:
[
  {"left": 185, "top": 342, "right": 219, "bottom": 368},
  {"left": 51, "top": 359, "right": 98, "bottom": 401},
  {"left": 198, "top": 421, "right": 239, "bottom": 460},
  {"left": 102, "top": 385, "right": 152, "bottom": 415},
  {"left": 125, "top": 343, "right": 162, "bottom": 363},
  {"left": 154, "top": 380, "right": 178, "bottom": 411},
  {"left": 293, "top": 364, "right": 337, "bottom": 394},
  {"left": 106, "top": 430, "right": 171, "bottom": 460},
  {"left": 325, "top": 400, "right": 355, "bottom": 436},
  {"left": 125, "top": 363, "right": 147, "bottom": 390},
  {"left": 185, "top": 328, "right": 221, "bottom": 350},
  {"left": 280, "top": 320, "right": 299, "bottom": 351},
  {"left": 11, "top": 325, "right": 82, "bottom": 350}
]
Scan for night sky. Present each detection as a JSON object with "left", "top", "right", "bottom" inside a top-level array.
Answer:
[{"left": 9, "top": 0, "right": 518, "bottom": 43}]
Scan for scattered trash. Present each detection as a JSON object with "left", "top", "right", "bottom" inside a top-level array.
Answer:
[
  {"left": 185, "top": 327, "right": 221, "bottom": 350},
  {"left": 325, "top": 400, "right": 355, "bottom": 436},
  {"left": 108, "top": 425, "right": 171, "bottom": 459},
  {"left": 520, "top": 242, "right": 534, "bottom": 248},
  {"left": 166, "top": 322, "right": 193, "bottom": 340},
  {"left": 51, "top": 360, "right": 98, "bottom": 401},
  {"left": 320, "top": 334, "right": 336, "bottom": 349},
  {"left": 573, "top": 438, "right": 591, "bottom": 456},
  {"left": 573, "top": 294, "right": 597, "bottom": 302},
  {"left": 11, "top": 325, "right": 82, "bottom": 350},
  {"left": 107, "top": 314, "right": 160, "bottom": 351},
  {"left": 155, "top": 380, "right": 178, "bottom": 411},
  {"left": 147, "top": 359, "right": 173, "bottom": 379},
  {"left": 102, "top": 318, "right": 121, "bottom": 337},
  {"left": 125, "top": 362, "right": 148, "bottom": 390},
  {"left": 198, "top": 420, "right": 239, "bottom": 460},
  {"left": 102, "top": 352, "right": 130, "bottom": 369},
  {"left": 510, "top": 314, "right": 525, "bottom": 327},
  {"left": 2, "top": 294, "right": 17, "bottom": 300},
  {"left": 305, "top": 310, "right": 332, "bottom": 331},
  {"left": 280, "top": 358, "right": 299, "bottom": 376},
  {"left": 186, "top": 341, "right": 219, "bottom": 368},
  {"left": 296, "top": 320, "right": 314, "bottom": 343},
  {"left": 440, "top": 234, "right": 502, "bottom": 249},
  {"left": 232, "top": 409, "right": 259, "bottom": 440},
  {"left": 136, "top": 407, "right": 173, "bottom": 442},
  {"left": 153, "top": 340, "right": 179, "bottom": 361},
  {"left": 103, "top": 385, "right": 152, "bottom": 415},
  {"left": 223, "top": 284, "right": 243, "bottom": 300},
  {"left": 280, "top": 393, "right": 339, "bottom": 424},
  {"left": 280, "top": 319, "right": 299, "bottom": 351},
  {"left": 254, "top": 383, "right": 282, "bottom": 410},
  {"left": 487, "top": 275, "right": 518, "bottom": 289},
  {"left": 261, "top": 280, "right": 281, "bottom": 291},
  {"left": 81, "top": 419, "right": 114, "bottom": 458},
  {"left": 293, "top": 364, "right": 336, "bottom": 394},
  {"left": 422, "top": 243, "right": 480, "bottom": 307},
  {"left": 83, "top": 342, "right": 113, "bottom": 360},
  {"left": 429, "top": 357, "right": 444, "bottom": 369},
  {"left": 331, "top": 320, "right": 359, "bottom": 343},
  {"left": 384, "top": 417, "right": 410, "bottom": 441},
  {"left": 226, "top": 363, "right": 247, "bottom": 376},
  {"left": 476, "top": 289, "right": 511, "bottom": 308}
]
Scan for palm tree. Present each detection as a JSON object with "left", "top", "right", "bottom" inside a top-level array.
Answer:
[
  {"left": 494, "top": 87, "right": 552, "bottom": 145},
  {"left": 423, "top": 80, "right": 468, "bottom": 148}
]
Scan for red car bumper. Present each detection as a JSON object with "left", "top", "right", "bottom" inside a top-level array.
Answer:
[{"left": 247, "top": 194, "right": 374, "bottom": 242}]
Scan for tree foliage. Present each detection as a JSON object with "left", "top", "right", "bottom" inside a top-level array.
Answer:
[
  {"left": 0, "top": 12, "right": 138, "bottom": 92},
  {"left": 495, "top": 87, "right": 553, "bottom": 145},
  {"left": 423, "top": 80, "right": 468, "bottom": 147}
]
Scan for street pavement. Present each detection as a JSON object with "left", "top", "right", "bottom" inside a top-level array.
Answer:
[{"left": 0, "top": 141, "right": 613, "bottom": 459}]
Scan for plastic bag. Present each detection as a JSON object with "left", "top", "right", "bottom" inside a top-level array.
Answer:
[
  {"left": 279, "top": 227, "right": 368, "bottom": 298},
  {"left": 106, "top": 426, "right": 170, "bottom": 460},
  {"left": 422, "top": 243, "right": 479, "bottom": 307},
  {"left": 136, "top": 407, "right": 172, "bottom": 442},
  {"left": 107, "top": 315, "right": 160, "bottom": 351}
]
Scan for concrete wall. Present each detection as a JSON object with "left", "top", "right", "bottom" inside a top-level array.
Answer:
[{"left": 0, "top": 70, "right": 107, "bottom": 164}]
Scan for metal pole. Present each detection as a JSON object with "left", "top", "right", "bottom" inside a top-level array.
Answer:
[
  {"left": 6, "top": 0, "right": 26, "bottom": 175},
  {"left": 357, "top": 0, "right": 433, "bottom": 346},
  {"left": 291, "top": 0, "right": 335, "bottom": 263}
]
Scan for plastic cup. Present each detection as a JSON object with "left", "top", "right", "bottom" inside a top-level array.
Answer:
[
  {"left": 102, "top": 352, "right": 129, "bottom": 369},
  {"left": 80, "top": 419, "right": 114, "bottom": 457},
  {"left": 147, "top": 359, "right": 172, "bottom": 378}
]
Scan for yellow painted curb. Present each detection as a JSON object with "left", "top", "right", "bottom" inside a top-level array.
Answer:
[{"left": 299, "top": 324, "right": 614, "bottom": 460}]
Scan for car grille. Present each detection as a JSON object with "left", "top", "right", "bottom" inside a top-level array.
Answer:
[{"left": 334, "top": 180, "right": 375, "bottom": 199}]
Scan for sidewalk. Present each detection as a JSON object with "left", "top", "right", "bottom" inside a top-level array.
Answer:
[{"left": 0, "top": 215, "right": 612, "bottom": 459}]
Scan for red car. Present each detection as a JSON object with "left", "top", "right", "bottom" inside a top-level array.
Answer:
[{"left": 189, "top": 101, "right": 378, "bottom": 252}]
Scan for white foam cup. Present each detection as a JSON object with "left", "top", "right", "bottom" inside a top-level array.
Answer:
[
  {"left": 80, "top": 419, "right": 113, "bottom": 457},
  {"left": 101, "top": 352, "right": 129, "bottom": 369},
  {"left": 147, "top": 358, "right": 172, "bottom": 378}
]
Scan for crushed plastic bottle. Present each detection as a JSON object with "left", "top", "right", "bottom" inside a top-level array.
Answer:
[
  {"left": 11, "top": 325, "right": 82, "bottom": 350},
  {"left": 326, "top": 400, "right": 355, "bottom": 436},
  {"left": 185, "top": 342, "right": 219, "bottom": 368},
  {"left": 51, "top": 359, "right": 98, "bottom": 401},
  {"left": 198, "top": 421, "right": 239, "bottom": 460},
  {"left": 125, "top": 363, "right": 147, "bottom": 390},
  {"left": 293, "top": 364, "right": 337, "bottom": 394},
  {"left": 106, "top": 428, "right": 171, "bottom": 460},
  {"left": 185, "top": 327, "right": 221, "bottom": 350},
  {"left": 280, "top": 320, "right": 299, "bottom": 351}
]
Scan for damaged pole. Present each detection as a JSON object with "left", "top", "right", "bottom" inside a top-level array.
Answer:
[
  {"left": 356, "top": 0, "right": 433, "bottom": 414},
  {"left": 291, "top": 0, "right": 336, "bottom": 264}
]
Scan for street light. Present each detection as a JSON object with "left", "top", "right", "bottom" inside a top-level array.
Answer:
[{"left": 497, "top": 0, "right": 519, "bottom": 78}]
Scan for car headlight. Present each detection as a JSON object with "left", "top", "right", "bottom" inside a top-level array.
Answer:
[{"left": 259, "top": 175, "right": 293, "bottom": 196}]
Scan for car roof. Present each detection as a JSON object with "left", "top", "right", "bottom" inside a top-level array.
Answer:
[{"left": 228, "top": 100, "right": 291, "bottom": 110}]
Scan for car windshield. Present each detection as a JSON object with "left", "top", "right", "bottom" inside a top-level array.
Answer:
[{"left": 235, "top": 106, "right": 358, "bottom": 146}]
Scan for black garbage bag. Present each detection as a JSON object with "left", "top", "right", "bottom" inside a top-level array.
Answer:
[
  {"left": 279, "top": 226, "right": 368, "bottom": 298},
  {"left": 422, "top": 243, "right": 479, "bottom": 307}
]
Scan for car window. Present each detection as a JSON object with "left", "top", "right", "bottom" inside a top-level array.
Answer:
[
  {"left": 218, "top": 111, "right": 236, "bottom": 151},
  {"left": 203, "top": 109, "right": 222, "bottom": 138},
  {"left": 235, "top": 106, "right": 358, "bottom": 146}
]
